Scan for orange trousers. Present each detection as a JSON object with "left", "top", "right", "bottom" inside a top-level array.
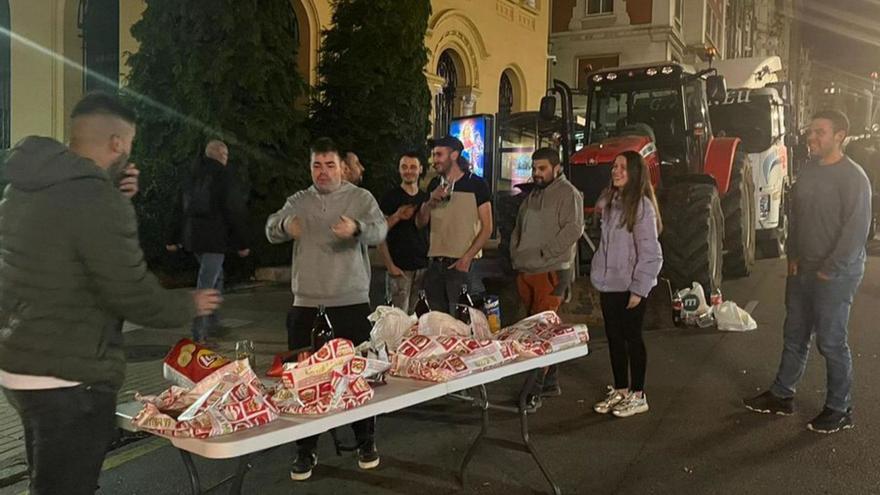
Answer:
[{"left": 516, "top": 271, "right": 564, "bottom": 315}]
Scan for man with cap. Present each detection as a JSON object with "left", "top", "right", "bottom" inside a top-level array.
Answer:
[{"left": 415, "top": 136, "right": 493, "bottom": 313}]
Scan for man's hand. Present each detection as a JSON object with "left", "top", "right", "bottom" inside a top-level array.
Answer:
[
  {"left": 192, "top": 289, "right": 222, "bottom": 317},
  {"left": 428, "top": 183, "right": 450, "bottom": 206},
  {"left": 395, "top": 204, "right": 417, "bottom": 221},
  {"left": 448, "top": 255, "right": 473, "bottom": 273},
  {"left": 388, "top": 264, "right": 404, "bottom": 278},
  {"left": 166, "top": 244, "right": 180, "bottom": 253},
  {"left": 626, "top": 293, "right": 642, "bottom": 309},
  {"left": 788, "top": 260, "right": 799, "bottom": 276},
  {"left": 118, "top": 164, "right": 140, "bottom": 199},
  {"left": 284, "top": 216, "right": 303, "bottom": 239},
  {"left": 817, "top": 271, "right": 833, "bottom": 281},
  {"left": 331, "top": 216, "right": 358, "bottom": 239},
  {"left": 238, "top": 249, "right": 251, "bottom": 258}
]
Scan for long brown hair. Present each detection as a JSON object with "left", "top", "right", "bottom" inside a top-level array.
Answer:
[{"left": 601, "top": 151, "right": 662, "bottom": 233}]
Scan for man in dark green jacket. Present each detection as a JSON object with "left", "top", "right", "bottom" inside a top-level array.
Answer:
[{"left": 0, "top": 92, "right": 221, "bottom": 495}]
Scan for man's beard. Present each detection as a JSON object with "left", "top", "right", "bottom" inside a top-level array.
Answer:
[
  {"left": 108, "top": 154, "right": 130, "bottom": 185},
  {"left": 533, "top": 176, "right": 553, "bottom": 188}
]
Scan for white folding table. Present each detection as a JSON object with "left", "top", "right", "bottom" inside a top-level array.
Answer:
[{"left": 117, "top": 344, "right": 589, "bottom": 495}]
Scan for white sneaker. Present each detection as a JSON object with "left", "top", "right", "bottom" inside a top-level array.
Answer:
[
  {"left": 612, "top": 392, "right": 649, "bottom": 418},
  {"left": 593, "top": 386, "right": 627, "bottom": 414}
]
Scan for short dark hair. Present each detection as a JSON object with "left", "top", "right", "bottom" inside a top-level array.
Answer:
[
  {"left": 310, "top": 137, "right": 341, "bottom": 157},
  {"left": 400, "top": 151, "right": 421, "bottom": 162},
  {"left": 532, "top": 147, "right": 561, "bottom": 166},
  {"left": 71, "top": 91, "right": 137, "bottom": 124},
  {"left": 812, "top": 109, "right": 850, "bottom": 136}
]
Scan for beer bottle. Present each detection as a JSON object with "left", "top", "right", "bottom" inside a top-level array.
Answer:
[
  {"left": 311, "top": 305, "right": 335, "bottom": 352},
  {"left": 672, "top": 294, "right": 684, "bottom": 327},
  {"left": 414, "top": 289, "right": 431, "bottom": 318},
  {"left": 456, "top": 284, "right": 474, "bottom": 324}
]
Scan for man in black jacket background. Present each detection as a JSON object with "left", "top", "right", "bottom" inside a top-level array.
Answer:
[{"left": 168, "top": 140, "right": 250, "bottom": 345}]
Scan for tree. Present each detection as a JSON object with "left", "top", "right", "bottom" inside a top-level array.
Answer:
[
  {"left": 311, "top": 0, "right": 432, "bottom": 195},
  {"left": 125, "top": 0, "right": 310, "bottom": 272}
]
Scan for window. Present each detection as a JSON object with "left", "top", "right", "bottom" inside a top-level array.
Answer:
[
  {"left": 499, "top": 72, "right": 514, "bottom": 118},
  {"left": 434, "top": 51, "right": 458, "bottom": 138},
  {"left": 587, "top": 0, "right": 613, "bottom": 15},
  {"left": 0, "top": 0, "right": 9, "bottom": 149},
  {"left": 523, "top": 0, "right": 538, "bottom": 9},
  {"left": 79, "top": 0, "right": 119, "bottom": 92}
]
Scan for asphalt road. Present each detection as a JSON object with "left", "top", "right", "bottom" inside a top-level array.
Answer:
[{"left": 5, "top": 247, "right": 880, "bottom": 495}]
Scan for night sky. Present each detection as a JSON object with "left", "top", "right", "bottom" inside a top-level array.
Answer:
[{"left": 799, "top": 0, "right": 880, "bottom": 79}]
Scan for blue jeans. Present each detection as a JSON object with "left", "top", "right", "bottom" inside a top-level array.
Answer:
[
  {"left": 191, "top": 253, "right": 224, "bottom": 341},
  {"left": 771, "top": 270, "right": 863, "bottom": 412}
]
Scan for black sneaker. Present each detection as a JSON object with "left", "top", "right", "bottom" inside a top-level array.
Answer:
[
  {"left": 807, "top": 407, "right": 853, "bottom": 434},
  {"left": 357, "top": 441, "right": 380, "bottom": 470},
  {"left": 743, "top": 390, "right": 795, "bottom": 415},
  {"left": 290, "top": 452, "right": 317, "bottom": 481}
]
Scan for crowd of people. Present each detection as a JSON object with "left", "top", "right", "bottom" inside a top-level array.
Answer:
[{"left": 0, "top": 90, "right": 872, "bottom": 494}]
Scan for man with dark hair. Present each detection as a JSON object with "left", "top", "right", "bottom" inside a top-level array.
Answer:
[
  {"left": 745, "top": 109, "right": 872, "bottom": 434},
  {"left": 0, "top": 91, "right": 220, "bottom": 493},
  {"left": 167, "top": 139, "right": 251, "bottom": 345},
  {"left": 416, "top": 136, "right": 493, "bottom": 313},
  {"left": 378, "top": 152, "right": 429, "bottom": 312},
  {"left": 342, "top": 151, "right": 365, "bottom": 185},
  {"left": 266, "top": 136, "right": 387, "bottom": 481},
  {"left": 510, "top": 147, "right": 584, "bottom": 401}
]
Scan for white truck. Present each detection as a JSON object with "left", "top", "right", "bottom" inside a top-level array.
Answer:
[{"left": 705, "top": 56, "right": 797, "bottom": 258}]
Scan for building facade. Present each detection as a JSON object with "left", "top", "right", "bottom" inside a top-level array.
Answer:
[
  {"left": 549, "top": 0, "right": 726, "bottom": 91},
  {"left": 1, "top": 0, "right": 550, "bottom": 146}
]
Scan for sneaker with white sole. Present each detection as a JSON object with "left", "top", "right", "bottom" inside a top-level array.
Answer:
[
  {"left": 612, "top": 392, "right": 649, "bottom": 418},
  {"left": 290, "top": 452, "right": 317, "bottom": 481},
  {"left": 594, "top": 386, "right": 627, "bottom": 414}
]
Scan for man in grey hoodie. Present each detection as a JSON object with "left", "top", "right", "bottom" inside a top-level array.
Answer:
[
  {"left": 510, "top": 147, "right": 584, "bottom": 400},
  {"left": 265, "top": 137, "right": 387, "bottom": 481}
]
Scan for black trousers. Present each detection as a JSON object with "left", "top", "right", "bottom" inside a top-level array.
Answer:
[
  {"left": 286, "top": 303, "right": 376, "bottom": 452},
  {"left": 599, "top": 291, "right": 648, "bottom": 392},
  {"left": 3, "top": 384, "right": 117, "bottom": 495}
]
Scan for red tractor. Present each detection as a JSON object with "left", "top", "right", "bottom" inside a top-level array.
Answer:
[{"left": 545, "top": 62, "right": 756, "bottom": 296}]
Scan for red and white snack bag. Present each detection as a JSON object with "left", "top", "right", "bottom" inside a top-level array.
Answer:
[
  {"left": 390, "top": 334, "right": 517, "bottom": 382},
  {"left": 163, "top": 338, "right": 231, "bottom": 388},
  {"left": 417, "top": 311, "right": 471, "bottom": 338},
  {"left": 496, "top": 311, "right": 590, "bottom": 357},
  {"left": 271, "top": 338, "right": 390, "bottom": 415},
  {"left": 133, "top": 359, "right": 278, "bottom": 439}
]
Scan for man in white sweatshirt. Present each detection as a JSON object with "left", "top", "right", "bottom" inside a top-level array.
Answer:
[{"left": 265, "top": 137, "right": 387, "bottom": 481}]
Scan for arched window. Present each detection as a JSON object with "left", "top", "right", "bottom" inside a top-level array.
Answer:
[
  {"left": 79, "top": 0, "right": 119, "bottom": 92},
  {"left": 0, "top": 0, "right": 10, "bottom": 148},
  {"left": 434, "top": 50, "right": 458, "bottom": 137},
  {"left": 499, "top": 71, "right": 514, "bottom": 118}
]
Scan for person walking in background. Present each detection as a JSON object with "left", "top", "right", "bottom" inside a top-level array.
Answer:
[
  {"left": 510, "top": 147, "right": 584, "bottom": 400},
  {"left": 266, "top": 137, "right": 387, "bottom": 481},
  {"left": 0, "top": 92, "right": 220, "bottom": 495},
  {"left": 167, "top": 140, "right": 250, "bottom": 346},
  {"left": 415, "top": 136, "right": 493, "bottom": 313},
  {"left": 744, "top": 110, "right": 871, "bottom": 434},
  {"left": 590, "top": 150, "right": 663, "bottom": 418},
  {"left": 342, "top": 151, "right": 365, "bottom": 186},
  {"left": 378, "top": 152, "right": 429, "bottom": 313}
]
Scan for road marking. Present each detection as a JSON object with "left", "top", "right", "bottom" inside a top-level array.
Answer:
[
  {"left": 101, "top": 437, "right": 167, "bottom": 472},
  {"left": 744, "top": 300, "right": 759, "bottom": 314}
]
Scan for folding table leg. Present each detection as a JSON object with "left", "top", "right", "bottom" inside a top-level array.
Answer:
[
  {"left": 518, "top": 370, "right": 562, "bottom": 495},
  {"left": 458, "top": 384, "right": 489, "bottom": 487},
  {"left": 227, "top": 454, "right": 252, "bottom": 495},
  {"left": 178, "top": 449, "right": 201, "bottom": 495}
]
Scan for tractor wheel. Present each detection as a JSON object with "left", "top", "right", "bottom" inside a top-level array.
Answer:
[
  {"left": 659, "top": 181, "right": 724, "bottom": 299},
  {"left": 722, "top": 152, "right": 757, "bottom": 277}
]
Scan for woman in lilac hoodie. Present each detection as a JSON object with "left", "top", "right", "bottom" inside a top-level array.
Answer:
[{"left": 590, "top": 150, "right": 663, "bottom": 418}]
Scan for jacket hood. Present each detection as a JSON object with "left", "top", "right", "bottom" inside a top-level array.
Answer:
[{"left": 2, "top": 136, "right": 108, "bottom": 192}]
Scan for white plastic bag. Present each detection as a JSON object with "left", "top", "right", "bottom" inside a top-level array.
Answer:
[
  {"left": 714, "top": 301, "right": 757, "bottom": 332},
  {"left": 368, "top": 306, "right": 417, "bottom": 351},
  {"left": 677, "top": 282, "right": 711, "bottom": 322}
]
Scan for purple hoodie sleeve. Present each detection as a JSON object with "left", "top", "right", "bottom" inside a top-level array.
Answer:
[{"left": 629, "top": 197, "right": 663, "bottom": 297}]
